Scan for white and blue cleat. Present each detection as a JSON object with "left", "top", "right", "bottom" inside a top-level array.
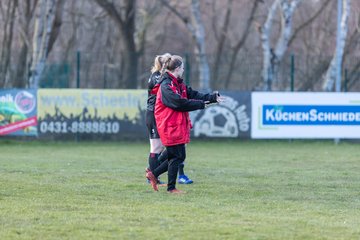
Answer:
[{"left": 178, "top": 175, "right": 193, "bottom": 184}]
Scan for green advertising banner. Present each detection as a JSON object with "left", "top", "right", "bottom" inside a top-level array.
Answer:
[
  {"left": 0, "top": 89, "right": 37, "bottom": 136},
  {"left": 37, "top": 89, "right": 147, "bottom": 139}
]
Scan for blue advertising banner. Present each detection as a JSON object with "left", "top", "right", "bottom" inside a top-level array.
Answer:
[
  {"left": 0, "top": 89, "right": 37, "bottom": 136},
  {"left": 252, "top": 92, "right": 360, "bottom": 139},
  {"left": 263, "top": 105, "right": 360, "bottom": 125}
]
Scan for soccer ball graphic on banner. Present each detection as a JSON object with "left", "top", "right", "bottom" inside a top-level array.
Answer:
[{"left": 193, "top": 105, "right": 238, "bottom": 137}]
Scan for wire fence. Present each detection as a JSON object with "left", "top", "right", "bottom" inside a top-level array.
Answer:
[{"left": 4, "top": 51, "right": 360, "bottom": 91}]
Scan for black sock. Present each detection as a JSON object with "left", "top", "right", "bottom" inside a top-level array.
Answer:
[
  {"left": 178, "top": 162, "right": 185, "bottom": 176},
  {"left": 148, "top": 153, "right": 159, "bottom": 172}
]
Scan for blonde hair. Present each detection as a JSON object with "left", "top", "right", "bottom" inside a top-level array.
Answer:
[{"left": 151, "top": 53, "right": 171, "bottom": 73}]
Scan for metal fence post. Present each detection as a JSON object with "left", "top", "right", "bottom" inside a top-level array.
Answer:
[
  {"left": 290, "top": 54, "right": 295, "bottom": 92},
  {"left": 185, "top": 53, "right": 190, "bottom": 85},
  {"left": 76, "top": 51, "right": 81, "bottom": 142},
  {"left": 76, "top": 51, "right": 81, "bottom": 88}
]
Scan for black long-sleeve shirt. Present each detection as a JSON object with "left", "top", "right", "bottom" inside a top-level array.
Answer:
[{"left": 159, "top": 73, "right": 217, "bottom": 112}]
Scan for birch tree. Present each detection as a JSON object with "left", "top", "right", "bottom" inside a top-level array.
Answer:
[
  {"left": 322, "top": 0, "right": 351, "bottom": 91},
  {"left": 190, "top": 0, "right": 210, "bottom": 90},
  {"left": 342, "top": 1, "right": 360, "bottom": 90},
  {"left": 14, "top": 0, "right": 38, "bottom": 88},
  {"left": 290, "top": 0, "right": 334, "bottom": 91},
  {"left": 160, "top": 0, "right": 211, "bottom": 90},
  {"left": 0, "top": 0, "right": 18, "bottom": 88},
  {"left": 29, "top": 0, "right": 65, "bottom": 88},
  {"left": 259, "top": 0, "right": 302, "bottom": 91}
]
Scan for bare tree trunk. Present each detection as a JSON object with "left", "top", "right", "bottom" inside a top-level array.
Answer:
[
  {"left": 122, "top": 13, "right": 138, "bottom": 89},
  {"left": 160, "top": 0, "right": 211, "bottom": 90},
  {"left": 211, "top": 0, "right": 233, "bottom": 88},
  {"left": 275, "top": 0, "right": 302, "bottom": 60},
  {"left": 0, "top": 0, "right": 18, "bottom": 88},
  {"left": 14, "top": 0, "right": 38, "bottom": 88},
  {"left": 62, "top": 0, "right": 77, "bottom": 62},
  {"left": 322, "top": 0, "right": 351, "bottom": 91},
  {"left": 288, "top": 0, "right": 331, "bottom": 48},
  {"left": 29, "top": 0, "right": 62, "bottom": 88},
  {"left": 47, "top": 0, "right": 65, "bottom": 53},
  {"left": 94, "top": 0, "right": 138, "bottom": 89},
  {"left": 260, "top": 0, "right": 279, "bottom": 91},
  {"left": 224, "top": 0, "right": 260, "bottom": 89},
  {"left": 260, "top": 0, "right": 302, "bottom": 91},
  {"left": 342, "top": 4, "right": 360, "bottom": 91},
  {"left": 346, "top": 61, "right": 360, "bottom": 90},
  {"left": 190, "top": 0, "right": 210, "bottom": 90},
  {"left": 14, "top": 45, "right": 29, "bottom": 88}
]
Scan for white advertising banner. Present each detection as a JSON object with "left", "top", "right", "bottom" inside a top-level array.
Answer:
[{"left": 251, "top": 92, "right": 360, "bottom": 139}]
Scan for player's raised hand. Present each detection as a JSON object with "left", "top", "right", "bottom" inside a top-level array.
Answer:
[{"left": 213, "top": 91, "right": 226, "bottom": 103}]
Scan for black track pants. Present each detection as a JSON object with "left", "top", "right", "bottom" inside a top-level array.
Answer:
[
  {"left": 166, "top": 144, "right": 186, "bottom": 191},
  {"left": 153, "top": 144, "right": 186, "bottom": 191}
]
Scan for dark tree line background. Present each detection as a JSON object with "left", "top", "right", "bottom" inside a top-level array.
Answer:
[{"left": 0, "top": 0, "right": 359, "bottom": 91}]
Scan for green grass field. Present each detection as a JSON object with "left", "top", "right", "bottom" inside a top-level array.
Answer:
[{"left": 1, "top": 140, "right": 360, "bottom": 239}]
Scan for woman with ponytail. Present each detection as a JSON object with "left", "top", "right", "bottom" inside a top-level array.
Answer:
[
  {"left": 146, "top": 55, "right": 224, "bottom": 194},
  {"left": 145, "top": 54, "right": 194, "bottom": 186},
  {"left": 145, "top": 53, "right": 171, "bottom": 184}
]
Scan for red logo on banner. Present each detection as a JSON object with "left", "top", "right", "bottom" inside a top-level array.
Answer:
[{"left": 0, "top": 116, "right": 38, "bottom": 135}]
